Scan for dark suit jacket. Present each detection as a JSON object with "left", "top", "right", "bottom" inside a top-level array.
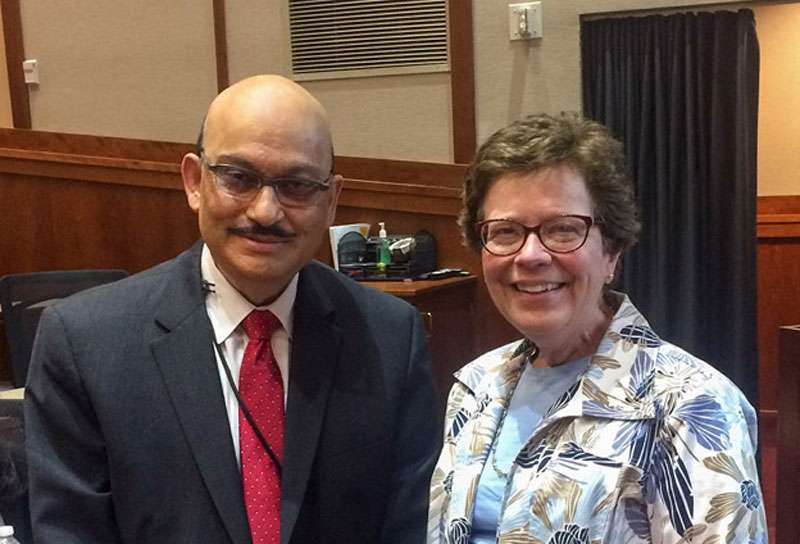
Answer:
[{"left": 25, "top": 243, "right": 441, "bottom": 543}]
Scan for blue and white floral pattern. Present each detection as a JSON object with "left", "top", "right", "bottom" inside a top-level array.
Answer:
[{"left": 428, "top": 294, "right": 767, "bottom": 544}]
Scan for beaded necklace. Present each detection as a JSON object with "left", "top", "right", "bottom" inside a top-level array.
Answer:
[{"left": 489, "top": 344, "right": 538, "bottom": 479}]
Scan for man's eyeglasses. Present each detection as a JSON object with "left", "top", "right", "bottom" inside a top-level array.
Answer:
[
  {"left": 200, "top": 154, "right": 332, "bottom": 208},
  {"left": 477, "top": 215, "right": 598, "bottom": 256}
]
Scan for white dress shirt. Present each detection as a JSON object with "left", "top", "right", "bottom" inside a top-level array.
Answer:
[{"left": 200, "top": 244, "right": 296, "bottom": 464}]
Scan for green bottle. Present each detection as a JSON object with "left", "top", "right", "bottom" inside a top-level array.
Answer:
[{"left": 378, "top": 222, "right": 391, "bottom": 266}]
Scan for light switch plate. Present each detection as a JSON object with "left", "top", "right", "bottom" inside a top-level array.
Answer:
[
  {"left": 22, "top": 59, "right": 39, "bottom": 84},
  {"left": 508, "top": 2, "right": 542, "bottom": 41}
]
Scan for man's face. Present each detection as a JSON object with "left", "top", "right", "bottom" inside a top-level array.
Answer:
[{"left": 182, "top": 85, "right": 342, "bottom": 305}]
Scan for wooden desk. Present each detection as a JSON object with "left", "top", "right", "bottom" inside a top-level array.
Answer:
[
  {"left": 364, "top": 275, "right": 477, "bottom": 411},
  {"left": 777, "top": 324, "right": 800, "bottom": 544}
]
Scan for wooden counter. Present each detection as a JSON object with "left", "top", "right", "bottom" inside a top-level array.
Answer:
[
  {"left": 364, "top": 275, "right": 477, "bottom": 412},
  {"left": 777, "top": 324, "right": 800, "bottom": 544}
]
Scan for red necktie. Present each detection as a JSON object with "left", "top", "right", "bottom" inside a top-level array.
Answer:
[{"left": 239, "top": 310, "right": 283, "bottom": 544}]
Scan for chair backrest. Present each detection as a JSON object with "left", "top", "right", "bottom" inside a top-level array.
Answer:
[
  {"left": 0, "top": 269, "right": 129, "bottom": 387},
  {"left": 0, "top": 400, "right": 30, "bottom": 542}
]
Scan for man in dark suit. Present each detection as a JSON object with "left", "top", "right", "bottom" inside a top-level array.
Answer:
[{"left": 25, "top": 75, "right": 441, "bottom": 543}]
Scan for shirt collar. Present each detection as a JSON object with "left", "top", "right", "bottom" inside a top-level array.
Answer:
[
  {"left": 454, "top": 293, "right": 656, "bottom": 423},
  {"left": 201, "top": 244, "right": 297, "bottom": 344}
]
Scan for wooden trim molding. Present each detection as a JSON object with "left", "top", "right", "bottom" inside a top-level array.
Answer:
[
  {"left": 0, "top": 130, "right": 467, "bottom": 188},
  {"left": 758, "top": 195, "right": 800, "bottom": 239},
  {"left": 0, "top": 147, "right": 463, "bottom": 217},
  {"left": 0, "top": 138, "right": 465, "bottom": 218},
  {"left": 336, "top": 155, "right": 466, "bottom": 188},
  {"left": 1, "top": 0, "right": 30, "bottom": 129},
  {"left": 339, "top": 178, "right": 461, "bottom": 217},
  {"left": 0, "top": 147, "right": 181, "bottom": 190},
  {"left": 0, "top": 128, "right": 193, "bottom": 161},
  {"left": 212, "top": 0, "right": 229, "bottom": 92},
  {"left": 758, "top": 215, "right": 800, "bottom": 238},
  {"left": 448, "top": 0, "right": 476, "bottom": 164},
  {"left": 758, "top": 195, "right": 800, "bottom": 214}
]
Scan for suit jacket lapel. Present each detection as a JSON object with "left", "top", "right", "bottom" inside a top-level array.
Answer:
[
  {"left": 281, "top": 265, "right": 341, "bottom": 544},
  {"left": 150, "top": 244, "right": 250, "bottom": 544}
]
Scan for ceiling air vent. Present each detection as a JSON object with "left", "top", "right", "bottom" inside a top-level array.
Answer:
[{"left": 289, "top": 0, "right": 449, "bottom": 80}]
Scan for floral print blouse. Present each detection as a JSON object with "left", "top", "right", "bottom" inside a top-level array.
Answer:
[{"left": 428, "top": 294, "right": 767, "bottom": 544}]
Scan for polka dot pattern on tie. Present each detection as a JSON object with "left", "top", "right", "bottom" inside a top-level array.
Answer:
[{"left": 239, "top": 309, "right": 283, "bottom": 544}]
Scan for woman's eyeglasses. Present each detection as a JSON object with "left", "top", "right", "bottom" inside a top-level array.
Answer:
[{"left": 477, "top": 215, "right": 598, "bottom": 256}]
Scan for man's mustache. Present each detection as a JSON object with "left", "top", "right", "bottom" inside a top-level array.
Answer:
[{"left": 228, "top": 223, "right": 296, "bottom": 239}]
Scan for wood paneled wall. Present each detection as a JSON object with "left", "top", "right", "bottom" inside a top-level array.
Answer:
[
  {"left": 0, "top": 130, "right": 196, "bottom": 278},
  {"left": 757, "top": 195, "right": 800, "bottom": 416},
  {"left": 0, "top": 129, "right": 796, "bottom": 405},
  {"left": 777, "top": 325, "right": 800, "bottom": 544},
  {"left": 756, "top": 196, "right": 800, "bottom": 514},
  {"left": 0, "top": 129, "right": 517, "bottom": 370}
]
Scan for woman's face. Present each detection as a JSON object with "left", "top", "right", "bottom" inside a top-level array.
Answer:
[{"left": 480, "top": 164, "right": 620, "bottom": 355}]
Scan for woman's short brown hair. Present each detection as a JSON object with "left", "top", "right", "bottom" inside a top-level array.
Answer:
[{"left": 460, "top": 112, "right": 640, "bottom": 256}]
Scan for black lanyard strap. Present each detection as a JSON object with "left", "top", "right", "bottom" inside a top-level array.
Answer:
[{"left": 213, "top": 340, "right": 283, "bottom": 477}]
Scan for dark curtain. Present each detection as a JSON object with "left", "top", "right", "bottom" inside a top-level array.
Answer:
[{"left": 581, "top": 10, "right": 759, "bottom": 406}]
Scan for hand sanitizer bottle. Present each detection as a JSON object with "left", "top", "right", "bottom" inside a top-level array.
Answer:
[{"left": 378, "top": 222, "right": 391, "bottom": 266}]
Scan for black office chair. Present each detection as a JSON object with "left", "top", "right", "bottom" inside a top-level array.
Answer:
[
  {"left": 0, "top": 269, "right": 129, "bottom": 387},
  {"left": 0, "top": 409, "right": 29, "bottom": 543}
]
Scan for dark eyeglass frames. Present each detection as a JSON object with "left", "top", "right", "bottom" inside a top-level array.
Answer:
[
  {"left": 200, "top": 154, "right": 332, "bottom": 208},
  {"left": 477, "top": 215, "right": 598, "bottom": 256}
]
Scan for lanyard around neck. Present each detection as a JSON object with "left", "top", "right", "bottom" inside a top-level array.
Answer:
[
  {"left": 203, "top": 279, "right": 283, "bottom": 475},
  {"left": 213, "top": 332, "right": 283, "bottom": 477}
]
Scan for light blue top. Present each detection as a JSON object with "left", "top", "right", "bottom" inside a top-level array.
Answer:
[{"left": 470, "top": 356, "right": 590, "bottom": 544}]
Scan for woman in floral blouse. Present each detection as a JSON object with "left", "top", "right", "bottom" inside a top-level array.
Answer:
[{"left": 428, "top": 113, "right": 767, "bottom": 543}]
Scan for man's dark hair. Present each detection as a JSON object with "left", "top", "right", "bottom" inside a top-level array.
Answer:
[{"left": 195, "top": 117, "right": 206, "bottom": 156}]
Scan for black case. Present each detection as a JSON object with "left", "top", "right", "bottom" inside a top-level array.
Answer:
[{"left": 337, "top": 230, "right": 437, "bottom": 280}]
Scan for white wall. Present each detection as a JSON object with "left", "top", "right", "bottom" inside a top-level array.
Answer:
[
  {"left": 15, "top": 0, "right": 800, "bottom": 195},
  {"left": 472, "top": 0, "right": 753, "bottom": 143},
  {"left": 754, "top": 2, "right": 800, "bottom": 196},
  {"left": 20, "top": 1, "right": 217, "bottom": 142}
]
